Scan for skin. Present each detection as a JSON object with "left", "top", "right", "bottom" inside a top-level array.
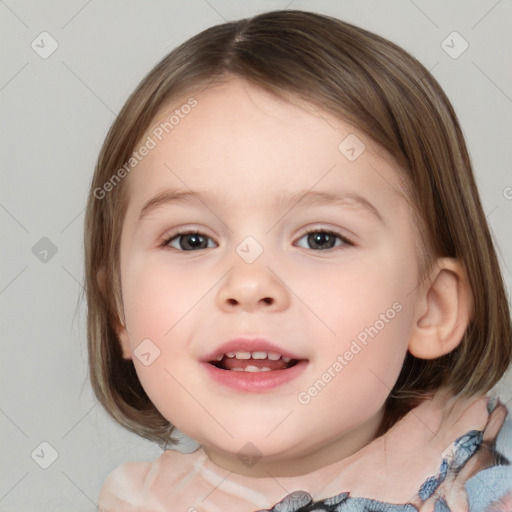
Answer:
[{"left": 114, "top": 78, "right": 471, "bottom": 478}]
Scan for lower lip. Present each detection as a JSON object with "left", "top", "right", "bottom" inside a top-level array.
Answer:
[{"left": 201, "top": 360, "right": 308, "bottom": 392}]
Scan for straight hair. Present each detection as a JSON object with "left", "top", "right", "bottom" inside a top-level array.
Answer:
[{"left": 84, "top": 10, "right": 512, "bottom": 446}]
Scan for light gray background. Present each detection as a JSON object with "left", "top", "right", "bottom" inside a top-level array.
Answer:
[{"left": 1, "top": 1, "right": 511, "bottom": 510}]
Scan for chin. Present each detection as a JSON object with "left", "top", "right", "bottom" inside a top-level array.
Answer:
[{"left": 202, "top": 427, "right": 307, "bottom": 461}]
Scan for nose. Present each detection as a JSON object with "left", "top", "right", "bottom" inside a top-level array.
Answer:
[{"left": 215, "top": 260, "right": 291, "bottom": 313}]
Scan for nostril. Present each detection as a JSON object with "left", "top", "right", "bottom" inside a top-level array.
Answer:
[{"left": 225, "top": 297, "right": 274, "bottom": 306}]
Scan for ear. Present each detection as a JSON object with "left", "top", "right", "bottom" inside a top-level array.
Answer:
[
  {"left": 408, "top": 257, "right": 473, "bottom": 359},
  {"left": 97, "top": 268, "right": 133, "bottom": 360}
]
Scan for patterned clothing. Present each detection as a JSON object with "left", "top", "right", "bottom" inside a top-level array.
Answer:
[{"left": 98, "top": 389, "right": 512, "bottom": 512}]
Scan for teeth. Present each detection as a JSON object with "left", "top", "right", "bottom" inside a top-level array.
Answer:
[
  {"left": 215, "top": 350, "right": 295, "bottom": 361},
  {"left": 231, "top": 366, "right": 272, "bottom": 372}
]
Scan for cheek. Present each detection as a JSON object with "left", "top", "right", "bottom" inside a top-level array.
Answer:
[
  {"left": 292, "top": 247, "right": 415, "bottom": 343},
  {"left": 296, "top": 293, "right": 414, "bottom": 437},
  {"left": 122, "top": 256, "right": 207, "bottom": 342},
  {"left": 294, "top": 245, "right": 417, "bottom": 398},
  {"left": 119, "top": 257, "right": 212, "bottom": 419}
]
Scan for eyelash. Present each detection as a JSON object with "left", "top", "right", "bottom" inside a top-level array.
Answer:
[{"left": 160, "top": 227, "right": 355, "bottom": 252}]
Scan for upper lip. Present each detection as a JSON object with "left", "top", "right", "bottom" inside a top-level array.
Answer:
[{"left": 200, "top": 337, "right": 306, "bottom": 363}]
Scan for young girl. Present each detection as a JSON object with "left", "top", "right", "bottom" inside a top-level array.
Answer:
[{"left": 84, "top": 9, "right": 512, "bottom": 512}]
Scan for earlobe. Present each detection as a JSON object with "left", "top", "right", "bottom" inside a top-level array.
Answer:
[
  {"left": 97, "top": 267, "right": 133, "bottom": 360},
  {"left": 408, "top": 258, "right": 473, "bottom": 359}
]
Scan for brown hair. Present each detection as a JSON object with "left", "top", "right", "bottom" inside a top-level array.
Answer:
[{"left": 83, "top": 9, "right": 512, "bottom": 446}]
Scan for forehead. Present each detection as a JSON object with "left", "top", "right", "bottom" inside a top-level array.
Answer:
[{"left": 124, "top": 79, "right": 407, "bottom": 216}]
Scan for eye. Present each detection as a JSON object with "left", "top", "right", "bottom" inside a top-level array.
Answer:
[
  {"left": 163, "top": 229, "right": 217, "bottom": 251},
  {"left": 295, "top": 229, "right": 353, "bottom": 251},
  {"left": 161, "top": 228, "right": 353, "bottom": 252}
]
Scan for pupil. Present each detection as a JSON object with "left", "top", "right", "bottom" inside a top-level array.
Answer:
[
  {"left": 182, "top": 234, "right": 207, "bottom": 250},
  {"left": 308, "top": 232, "right": 334, "bottom": 250}
]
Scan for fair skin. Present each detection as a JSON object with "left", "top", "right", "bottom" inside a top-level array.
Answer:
[{"left": 112, "top": 78, "right": 471, "bottom": 478}]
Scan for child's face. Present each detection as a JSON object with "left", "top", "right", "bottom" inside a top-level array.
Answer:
[{"left": 116, "top": 78, "right": 424, "bottom": 475}]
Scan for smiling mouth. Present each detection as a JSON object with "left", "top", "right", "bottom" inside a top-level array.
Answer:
[{"left": 208, "top": 351, "right": 301, "bottom": 372}]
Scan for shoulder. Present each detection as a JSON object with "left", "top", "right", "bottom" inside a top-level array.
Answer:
[
  {"left": 465, "top": 466, "right": 512, "bottom": 510},
  {"left": 97, "top": 448, "right": 203, "bottom": 511},
  {"left": 495, "top": 397, "right": 512, "bottom": 461},
  {"left": 464, "top": 395, "right": 512, "bottom": 510},
  {"left": 98, "top": 459, "right": 153, "bottom": 511}
]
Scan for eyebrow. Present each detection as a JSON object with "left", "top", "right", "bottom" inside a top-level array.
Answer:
[{"left": 138, "top": 189, "right": 384, "bottom": 223}]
